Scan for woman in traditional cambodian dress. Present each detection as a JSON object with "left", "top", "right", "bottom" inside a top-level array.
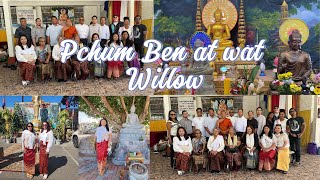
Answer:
[
  {"left": 36, "top": 37, "right": 52, "bottom": 81},
  {"left": 95, "top": 118, "right": 112, "bottom": 176},
  {"left": 225, "top": 127, "right": 242, "bottom": 171},
  {"left": 38, "top": 121, "right": 54, "bottom": 179},
  {"left": 107, "top": 33, "right": 124, "bottom": 79},
  {"left": 243, "top": 125, "right": 259, "bottom": 170},
  {"left": 15, "top": 35, "right": 37, "bottom": 86},
  {"left": 52, "top": 36, "right": 72, "bottom": 82},
  {"left": 89, "top": 33, "right": 106, "bottom": 79},
  {"left": 191, "top": 129, "right": 207, "bottom": 173},
  {"left": 207, "top": 128, "right": 225, "bottom": 173},
  {"left": 166, "top": 110, "right": 180, "bottom": 168},
  {"left": 274, "top": 124, "right": 290, "bottom": 174},
  {"left": 71, "top": 35, "right": 89, "bottom": 80},
  {"left": 259, "top": 125, "right": 276, "bottom": 172},
  {"left": 22, "top": 122, "right": 37, "bottom": 179},
  {"left": 173, "top": 127, "right": 192, "bottom": 175}
]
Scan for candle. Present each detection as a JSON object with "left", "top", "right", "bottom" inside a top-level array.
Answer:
[{"left": 224, "top": 78, "right": 231, "bottom": 95}]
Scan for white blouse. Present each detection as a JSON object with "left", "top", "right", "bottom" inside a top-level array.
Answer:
[
  {"left": 39, "top": 130, "right": 54, "bottom": 153},
  {"left": 173, "top": 136, "right": 192, "bottom": 153},
  {"left": 52, "top": 44, "right": 62, "bottom": 61},
  {"left": 260, "top": 134, "right": 276, "bottom": 150},
  {"left": 207, "top": 135, "right": 225, "bottom": 152},
  {"left": 21, "top": 130, "right": 37, "bottom": 149},
  {"left": 275, "top": 133, "right": 290, "bottom": 148},
  {"left": 118, "top": 26, "right": 133, "bottom": 40},
  {"left": 15, "top": 45, "right": 37, "bottom": 63},
  {"left": 95, "top": 126, "right": 111, "bottom": 143}
]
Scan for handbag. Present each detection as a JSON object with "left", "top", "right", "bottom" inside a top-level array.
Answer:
[{"left": 307, "top": 142, "right": 317, "bottom": 155}]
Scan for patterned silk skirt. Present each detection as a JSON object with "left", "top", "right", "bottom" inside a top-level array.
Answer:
[
  {"left": 24, "top": 148, "right": 36, "bottom": 175},
  {"left": 96, "top": 140, "right": 108, "bottom": 173},
  {"left": 39, "top": 141, "right": 49, "bottom": 174},
  {"left": 176, "top": 153, "right": 191, "bottom": 171}
]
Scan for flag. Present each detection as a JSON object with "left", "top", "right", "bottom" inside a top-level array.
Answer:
[{"left": 2, "top": 97, "right": 5, "bottom": 109}]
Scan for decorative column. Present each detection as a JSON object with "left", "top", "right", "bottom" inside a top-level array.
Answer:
[
  {"left": 3, "top": 0, "right": 14, "bottom": 58},
  {"left": 195, "top": 0, "right": 202, "bottom": 31},
  {"left": 129, "top": 0, "right": 135, "bottom": 26},
  {"left": 237, "top": 0, "right": 246, "bottom": 48}
]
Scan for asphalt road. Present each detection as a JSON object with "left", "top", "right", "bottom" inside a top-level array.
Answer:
[{"left": 0, "top": 141, "right": 79, "bottom": 180}]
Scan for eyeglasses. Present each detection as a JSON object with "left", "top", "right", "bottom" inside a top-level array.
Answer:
[
  {"left": 289, "top": 111, "right": 295, "bottom": 113},
  {"left": 113, "top": 16, "right": 118, "bottom": 18},
  {"left": 170, "top": 114, "right": 176, "bottom": 116},
  {"left": 28, "top": 126, "right": 32, "bottom": 127}
]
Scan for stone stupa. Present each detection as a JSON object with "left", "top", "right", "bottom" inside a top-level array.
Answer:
[{"left": 112, "top": 105, "right": 150, "bottom": 166}]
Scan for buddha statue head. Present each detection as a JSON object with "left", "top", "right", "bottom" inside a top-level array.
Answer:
[
  {"left": 288, "top": 29, "right": 302, "bottom": 51},
  {"left": 130, "top": 104, "right": 136, "bottom": 113},
  {"left": 214, "top": 8, "right": 223, "bottom": 22}
]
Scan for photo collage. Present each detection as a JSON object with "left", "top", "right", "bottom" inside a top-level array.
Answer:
[{"left": 0, "top": 0, "right": 319, "bottom": 180}]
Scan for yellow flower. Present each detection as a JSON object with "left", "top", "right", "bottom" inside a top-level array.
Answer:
[
  {"left": 314, "top": 85, "right": 320, "bottom": 95},
  {"left": 290, "top": 83, "right": 302, "bottom": 93}
]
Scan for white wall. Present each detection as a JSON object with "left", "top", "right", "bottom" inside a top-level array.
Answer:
[
  {"left": 243, "top": 96, "right": 259, "bottom": 116},
  {"left": 83, "top": 6, "right": 100, "bottom": 26}
]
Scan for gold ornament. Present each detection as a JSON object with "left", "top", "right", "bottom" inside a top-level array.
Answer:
[{"left": 279, "top": 18, "right": 309, "bottom": 45}]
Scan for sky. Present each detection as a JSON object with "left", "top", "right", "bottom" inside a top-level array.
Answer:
[
  {"left": 0, "top": 96, "right": 71, "bottom": 109},
  {"left": 291, "top": 5, "right": 320, "bottom": 28},
  {"left": 78, "top": 111, "right": 100, "bottom": 124}
]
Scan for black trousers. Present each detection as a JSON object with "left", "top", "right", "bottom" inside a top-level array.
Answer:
[
  {"left": 289, "top": 135, "right": 301, "bottom": 162},
  {"left": 170, "top": 136, "right": 174, "bottom": 168},
  {"left": 134, "top": 43, "right": 144, "bottom": 68},
  {"left": 80, "top": 38, "right": 88, "bottom": 46}
]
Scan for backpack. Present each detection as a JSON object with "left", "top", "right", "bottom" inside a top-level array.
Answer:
[{"left": 307, "top": 142, "right": 317, "bottom": 155}]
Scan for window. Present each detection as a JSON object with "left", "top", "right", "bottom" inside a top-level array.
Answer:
[
  {"left": 150, "top": 97, "right": 164, "bottom": 120},
  {"left": 201, "top": 96, "right": 243, "bottom": 116},
  {"left": 41, "top": 6, "right": 83, "bottom": 26},
  {"left": 0, "top": 7, "right": 4, "bottom": 29}
]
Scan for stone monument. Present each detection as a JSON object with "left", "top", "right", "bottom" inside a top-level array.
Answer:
[{"left": 112, "top": 105, "right": 150, "bottom": 166}]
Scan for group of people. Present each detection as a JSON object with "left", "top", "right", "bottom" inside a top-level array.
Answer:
[
  {"left": 166, "top": 106, "right": 305, "bottom": 175},
  {"left": 21, "top": 121, "right": 54, "bottom": 179},
  {"left": 14, "top": 14, "right": 147, "bottom": 85}
]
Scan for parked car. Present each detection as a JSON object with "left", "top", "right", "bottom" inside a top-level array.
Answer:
[{"left": 72, "top": 130, "right": 91, "bottom": 148}]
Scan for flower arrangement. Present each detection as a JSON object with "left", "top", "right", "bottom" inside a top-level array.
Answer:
[
  {"left": 277, "top": 72, "right": 293, "bottom": 81},
  {"left": 290, "top": 84, "right": 302, "bottom": 94},
  {"left": 306, "top": 73, "right": 320, "bottom": 95},
  {"left": 230, "top": 78, "right": 247, "bottom": 95}
]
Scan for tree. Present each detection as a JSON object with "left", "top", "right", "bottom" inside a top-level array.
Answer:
[
  {"left": 11, "top": 103, "right": 24, "bottom": 135},
  {"left": 0, "top": 109, "right": 5, "bottom": 136},
  {"left": 58, "top": 109, "right": 70, "bottom": 142},
  {"left": 80, "top": 96, "right": 150, "bottom": 131}
]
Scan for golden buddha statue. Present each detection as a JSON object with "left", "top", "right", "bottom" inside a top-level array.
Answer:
[
  {"left": 32, "top": 96, "right": 42, "bottom": 132},
  {"left": 207, "top": 8, "right": 233, "bottom": 60}
]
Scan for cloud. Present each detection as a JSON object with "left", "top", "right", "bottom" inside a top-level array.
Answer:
[{"left": 291, "top": 6, "right": 320, "bottom": 27}]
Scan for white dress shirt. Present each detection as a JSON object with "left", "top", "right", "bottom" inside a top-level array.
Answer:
[
  {"left": 203, "top": 115, "right": 218, "bottom": 137},
  {"left": 15, "top": 45, "right": 37, "bottom": 62},
  {"left": 39, "top": 130, "right": 54, "bottom": 153},
  {"left": 192, "top": 116, "right": 205, "bottom": 136},
  {"left": 75, "top": 24, "right": 89, "bottom": 39},
  {"left": 234, "top": 116, "right": 247, "bottom": 133},
  {"left": 46, "top": 24, "right": 63, "bottom": 46},
  {"left": 207, "top": 135, "right": 225, "bottom": 152},
  {"left": 100, "top": 24, "right": 110, "bottom": 40},
  {"left": 256, "top": 115, "right": 266, "bottom": 135}
]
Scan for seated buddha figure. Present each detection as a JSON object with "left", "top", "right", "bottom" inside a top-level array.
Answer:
[
  {"left": 206, "top": 8, "right": 233, "bottom": 60},
  {"left": 277, "top": 30, "right": 312, "bottom": 83}
]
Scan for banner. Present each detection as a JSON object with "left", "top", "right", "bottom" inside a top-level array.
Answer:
[
  {"left": 16, "top": 7, "right": 35, "bottom": 25},
  {"left": 177, "top": 97, "right": 195, "bottom": 115}
]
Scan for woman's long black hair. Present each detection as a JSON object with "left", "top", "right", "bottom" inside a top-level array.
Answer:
[
  {"left": 176, "top": 127, "right": 189, "bottom": 141},
  {"left": 99, "top": 117, "right": 109, "bottom": 131},
  {"left": 260, "top": 125, "right": 273, "bottom": 139},
  {"left": 41, "top": 121, "right": 51, "bottom": 133},
  {"left": 274, "top": 124, "right": 283, "bottom": 134},
  {"left": 108, "top": 33, "right": 121, "bottom": 47},
  {"left": 121, "top": 31, "right": 133, "bottom": 47},
  {"left": 25, "top": 122, "right": 35, "bottom": 133},
  {"left": 18, "top": 35, "right": 32, "bottom": 50},
  {"left": 168, "top": 110, "right": 178, "bottom": 123}
]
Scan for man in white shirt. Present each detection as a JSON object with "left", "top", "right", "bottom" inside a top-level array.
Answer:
[
  {"left": 88, "top": 15, "right": 101, "bottom": 43},
  {"left": 100, "top": 17, "right": 110, "bottom": 46},
  {"left": 46, "top": 16, "right": 62, "bottom": 50},
  {"left": 192, "top": 108, "right": 206, "bottom": 137},
  {"left": 234, "top": 108, "right": 247, "bottom": 137},
  {"left": 204, "top": 108, "right": 218, "bottom": 142},
  {"left": 75, "top": 16, "right": 89, "bottom": 46},
  {"left": 256, "top": 107, "right": 266, "bottom": 136},
  {"left": 227, "top": 108, "right": 236, "bottom": 126}
]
